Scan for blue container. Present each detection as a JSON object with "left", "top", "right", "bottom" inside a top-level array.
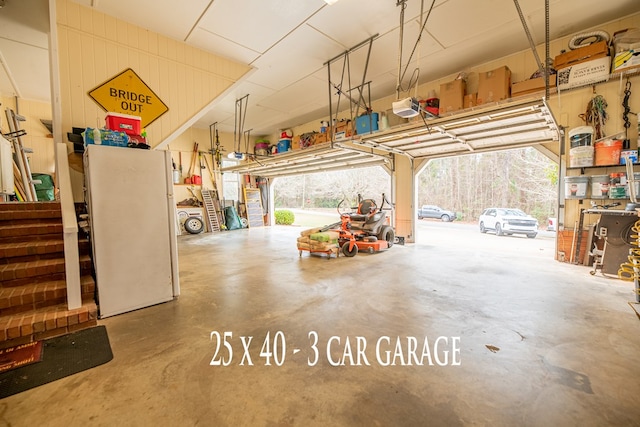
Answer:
[
  {"left": 356, "top": 113, "right": 379, "bottom": 135},
  {"left": 277, "top": 138, "right": 292, "bottom": 153}
]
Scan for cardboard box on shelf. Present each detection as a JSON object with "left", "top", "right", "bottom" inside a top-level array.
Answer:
[
  {"left": 291, "top": 135, "right": 301, "bottom": 150},
  {"left": 477, "top": 66, "right": 511, "bottom": 105},
  {"left": 511, "top": 74, "right": 557, "bottom": 97},
  {"left": 439, "top": 79, "right": 466, "bottom": 113},
  {"left": 612, "top": 49, "right": 640, "bottom": 73},
  {"left": 556, "top": 56, "right": 610, "bottom": 90},
  {"left": 463, "top": 93, "right": 477, "bottom": 109},
  {"left": 553, "top": 41, "right": 609, "bottom": 69},
  {"left": 315, "top": 132, "right": 329, "bottom": 144}
]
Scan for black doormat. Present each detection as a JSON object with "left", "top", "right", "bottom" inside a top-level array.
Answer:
[{"left": 0, "top": 325, "right": 113, "bottom": 399}]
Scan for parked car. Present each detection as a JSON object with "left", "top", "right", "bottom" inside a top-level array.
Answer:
[
  {"left": 478, "top": 208, "right": 538, "bottom": 238},
  {"left": 418, "top": 205, "right": 456, "bottom": 222}
]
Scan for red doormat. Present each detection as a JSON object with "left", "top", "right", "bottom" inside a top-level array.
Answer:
[{"left": 0, "top": 341, "right": 43, "bottom": 373}]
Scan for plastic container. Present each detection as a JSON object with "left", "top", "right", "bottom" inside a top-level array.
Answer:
[
  {"left": 254, "top": 139, "right": 270, "bottom": 156},
  {"left": 590, "top": 175, "right": 610, "bottom": 199},
  {"left": 609, "top": 185, "right": 627, "bottom": 199},
  {"left": 277, "top": 138, "right": 291, "bottom": 153},
  {"left": 569, "top": 145, "right": 594, "bottom": 167},
  {"left": 355, "top": 113, "right": 379, "bottom": 135},
  {"left": 565, "top": 176, "right": 589, "bottom": 199},
  {"left": 569, "top": 126, "right": 594, "bottom": 148},
  {"left": 594, "top": 138, "right": 623, "bottom": 166},
  {"left": 105, "top": 112, "right": 141, "bottom": 136}
]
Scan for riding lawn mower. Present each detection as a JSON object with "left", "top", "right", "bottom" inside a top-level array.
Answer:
[{"left": 331, "top": 194, "right": 397, "bottom": 257}]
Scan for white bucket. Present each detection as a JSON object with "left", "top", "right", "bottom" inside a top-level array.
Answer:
[
  {"left": 569, "top": 126, "right": 594, "bottom": 148},
  {"left": 590, "top": 175, "right": 610, "bottom": 199},
  {"left": 569, "top": 145, "right": 594, "bottom": 167},
  {"left": 565, "top": 175, "right": 589, "bottom": 199}
]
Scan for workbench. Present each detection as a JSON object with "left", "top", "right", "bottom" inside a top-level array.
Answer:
[{"left": 580, "top": 208, "right": 638, "bottom": 276}]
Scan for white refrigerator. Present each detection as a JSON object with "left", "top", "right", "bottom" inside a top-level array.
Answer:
[{"left": 84, "top": 144, "right": 180, "bottom": 318}]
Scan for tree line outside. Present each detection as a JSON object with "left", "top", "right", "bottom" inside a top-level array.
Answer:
[{"left": 272, "top": 147, "right": 559, "bottom": 223}]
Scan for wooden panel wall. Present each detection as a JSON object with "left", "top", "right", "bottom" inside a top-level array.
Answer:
[
  {"left": 55, "top": 0, "right": 251, "bottom": 148},
  {"left": 0, "top": 95, "right": 54, "bottom": 176}
]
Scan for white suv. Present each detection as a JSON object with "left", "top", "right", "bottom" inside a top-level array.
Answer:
[{"left": 478, "top": 208, "right": 538, "bottom": 238}]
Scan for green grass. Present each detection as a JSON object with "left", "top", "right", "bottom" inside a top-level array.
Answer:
[{"left": 287, "top": 209, "right": 341, "bottom": 228}]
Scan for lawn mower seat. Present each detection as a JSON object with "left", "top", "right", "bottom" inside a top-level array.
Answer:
[{"left": 350, "top": 199, "right": 377, "bottom": 222}]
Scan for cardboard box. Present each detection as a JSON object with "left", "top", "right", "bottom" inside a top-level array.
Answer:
[
  {"left": 511, "top": 74, "right": 557, "bottom": 97},
  {"left": 556, "top": 56, "right": 610, "bottom": 90},
  {"left": 291, "top": 135, "right": 301, "bottom": 150},
  {"left": 553, "top": 41, "right": 609, "bottom": 69},
  {"left": 463, "top": 93, "right": 477, "bottom": 109},
  {"left": 439, "top": 79, "right": 466, "bottom": 113},
  {"left": 477, "top": 66, "right": 511, "bottom": 105},
  {"left": 315, "top": 132, "right": 329, "bottom": 144},
  {"left": 612, "top": 49, "right": 640, "bottom": 73},
  {"left": 620, "top": 149, "right": 638, "bottom": 165}
]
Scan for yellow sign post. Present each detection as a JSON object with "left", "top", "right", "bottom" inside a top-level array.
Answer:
[{"left": 88, "top": 68, "right": 169, "bottom": 128}]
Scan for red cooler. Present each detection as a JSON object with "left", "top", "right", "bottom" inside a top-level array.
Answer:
[{"left": 106, "top": 112, "right": 141, "bottom": 136}]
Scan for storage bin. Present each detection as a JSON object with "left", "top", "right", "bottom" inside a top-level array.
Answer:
[
  {"left": 565, "top": 176, "right": 589, "bottom": 199},
  {"left": 277, "top": 138, "right": 291, "bottom": 153},
  {"left": 569, "top": 145, "right": 594, "bottom": 167},
  {"left": 355, "top": 113, "right": 379, "bottom": 135},
  {"left": 590, "top": 175, "right": 610, "bottom": 199}
]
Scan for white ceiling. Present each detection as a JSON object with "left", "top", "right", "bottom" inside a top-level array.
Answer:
[{"left": 0, "top": 0, "right": 638, "bottom": 137}]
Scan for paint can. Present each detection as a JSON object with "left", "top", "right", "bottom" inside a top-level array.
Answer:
[
  {"left": 564, "top": 175, "right": 589, "bottom": 199},
  {"left": 590, "top": 175, "right": 610, "bottom": 199}
]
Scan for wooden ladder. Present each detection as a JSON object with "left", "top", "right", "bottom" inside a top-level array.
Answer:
[
  {"left": 201, "top": 189, "right": 221, "bottom": 232},
  {"left": 243, "top": 187, "right": 264, "bottom": 228}
]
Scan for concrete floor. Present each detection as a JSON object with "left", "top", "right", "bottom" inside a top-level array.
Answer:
[{"left": 4, "top": 222, "right": 640, "bottom": 426}]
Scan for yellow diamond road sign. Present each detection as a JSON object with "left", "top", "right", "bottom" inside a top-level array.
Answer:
[{"left": 88, "top": 68, "right": 169, "bottom": 128}]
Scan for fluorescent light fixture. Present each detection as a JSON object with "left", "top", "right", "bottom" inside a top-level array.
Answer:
[{"left": 324, "top": 0, "right": 339, "bottom": 4}]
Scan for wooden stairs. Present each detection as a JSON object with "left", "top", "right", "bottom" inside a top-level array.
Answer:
[{"left": 0, "top": 202, "right": 97, "bottom": 350}]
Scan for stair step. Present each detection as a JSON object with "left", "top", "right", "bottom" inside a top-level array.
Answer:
[
  {"left": 0, "top": 276, "right": 95, "bottom": 315},
  {"left": 0, "top": 221, "right": 63, "bottom": 239},
  {"left": 0, "top": 238, "right": 90, "bottom": 263},
  {"left": 0, "top": 301, "right": 98, "bottom": 347},
  {"left": 0, "top": 255, "right": 93, "bottom": 287},
  {"left": 0, "top": 202, "right": 61, "bottom": 212},
  {"left": 0, "top": 209, "right": 62, "bottom": 222},
  {"left": 0, "top": 239, "right": 64, "bottom": 260}
]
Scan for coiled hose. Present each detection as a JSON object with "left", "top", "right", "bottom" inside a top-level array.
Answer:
[
  {"left": 617, "top": 219, "right": 640, "bottom": 294},
  {"left": 568, "top": 31, "right": 610, "bottom": 49}
]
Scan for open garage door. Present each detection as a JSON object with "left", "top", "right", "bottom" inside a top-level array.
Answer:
[
  {"left": 356, "top": 96, "right": 560, "bottom": 160},
  {"left": 222, "top": 96, "right": 560, "bottom": 178}
]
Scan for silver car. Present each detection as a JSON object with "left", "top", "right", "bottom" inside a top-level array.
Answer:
[{"left": 478, "top": 208, "right": 538, "bottom": 238}]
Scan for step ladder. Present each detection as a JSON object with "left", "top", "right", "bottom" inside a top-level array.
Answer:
[
  {"left": 201, "top": 189, "right": 221, "bottom": 232},
  {"left": 4, "top": 108, "right": 37, "bottom": 201}
]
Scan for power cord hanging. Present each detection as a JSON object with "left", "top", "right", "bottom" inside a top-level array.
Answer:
[
  {"left": 622, "top": 79, "right": 632, "bottom": 148},
  {"left": 580, "top": 88, "right": 608, "bottom": 140}
]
